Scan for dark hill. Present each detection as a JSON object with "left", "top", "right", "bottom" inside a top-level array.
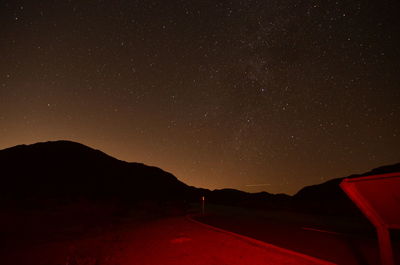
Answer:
[
  {"left": 206, "top": 189, "right": 291, "bottom": 209},
  {"left": 194, "top": 162, "right": 400, "bottom": 216},
  {"left": 0, "top": 140, "right": 190, "bottom": 205},
  {"left": 202, "top": 163, "right": 400, "bottom": 215},
  {"left": 1, "top": 140, "right": 398, "bottom": 216},
  {"left": 293, "top": 163, "right": 400, "bottom": 215}
]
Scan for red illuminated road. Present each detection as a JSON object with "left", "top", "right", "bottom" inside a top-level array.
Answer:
[{"left": 1, "top": 216, "right": 334, "bottom": 265}]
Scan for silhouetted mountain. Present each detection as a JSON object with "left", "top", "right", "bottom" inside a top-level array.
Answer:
[
  {"left": 197, "top": 163, "right": 400, "bottom": 215},
  {"left": 205, "top": 189, "right": 291, "bottom": 209},
  {"left": 1, "top": 140, "right": 398, "bottom": 217},
  {"left": 293, "top": 163, "right": 400, "bottom": 215},
  {"left": 0, "top": 140, "right": 190, "bottom": 206}
]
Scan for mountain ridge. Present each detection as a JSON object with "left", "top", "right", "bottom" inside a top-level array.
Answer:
[
  {"left": 1, "top": 140, "right": 399, "bottom": 216},
  {"left": 0, "top": 140, "right": 190, "bottom": 205}
]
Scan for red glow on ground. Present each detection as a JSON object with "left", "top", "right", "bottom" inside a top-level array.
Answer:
[{"left": 1, "top": 215, "right": 334, "bottom": 265}]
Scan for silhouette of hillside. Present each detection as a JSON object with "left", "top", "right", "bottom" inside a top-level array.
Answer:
[
  {"left": 201, "top": 163, "right": 400, "bottom": 216},
  {"left": 293, "top": 163, "right": 400, "bottom": 215},
  {"left": 0, "top": 140, "right": 190, "bottom": 206},
  {"left": 1, "top": 140, "right": 398, "bottom": 216},
  {"left": 204, "top": 189, "right": 291, "bottom": 210}
]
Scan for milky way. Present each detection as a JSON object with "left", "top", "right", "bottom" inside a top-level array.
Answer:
[{"left": 1, "top": 0, "right": 399, "bottom": 194}]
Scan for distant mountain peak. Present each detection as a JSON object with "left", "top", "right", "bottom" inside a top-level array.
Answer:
[{"left": 0, "top": 140, "right": 189, "bottom": 203}]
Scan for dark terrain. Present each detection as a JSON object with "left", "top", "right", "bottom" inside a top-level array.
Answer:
[
  {"left": 1, "top": 140, "right": 399, "bottom": 265},
  {"left": 1, "top": 140, "right": 399, "bottom": 216},
  {"left": 0, "top": 140, "right": 192, "bottom": 209}
]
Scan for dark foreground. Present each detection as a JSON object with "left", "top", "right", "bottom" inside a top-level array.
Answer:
[
  {"left": 194, "top": 204, "right": 400, "bottom": 265},
  {"left": 0, "top": 203, "right": 332, "bottom": 265}
]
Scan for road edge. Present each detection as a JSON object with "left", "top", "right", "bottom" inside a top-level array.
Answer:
[{"left": 186, "top": 214, "right": 337, "bottom": 265}]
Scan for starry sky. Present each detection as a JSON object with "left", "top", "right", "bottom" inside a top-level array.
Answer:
[{"left": 1, "top": 0, "right": 399, "bottom": 194}]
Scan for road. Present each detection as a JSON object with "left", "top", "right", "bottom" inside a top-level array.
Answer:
[
  {"left": 1, "top": 215, "right": 334, "bottom": 265},
  {"left": 193, "top": 211, "right": 383, "bottom": 265}
]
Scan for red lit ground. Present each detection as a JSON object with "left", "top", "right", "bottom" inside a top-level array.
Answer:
[
  {"left": 193, "top": 205, "right": 384, "bottom": 265},
  {"left": 0, "top": 214, "right": 333, "bottom": 265}
]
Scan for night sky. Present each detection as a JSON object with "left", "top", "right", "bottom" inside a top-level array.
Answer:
[{"left": 1, "top": 0, "right": 399, "bottom": 194}]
